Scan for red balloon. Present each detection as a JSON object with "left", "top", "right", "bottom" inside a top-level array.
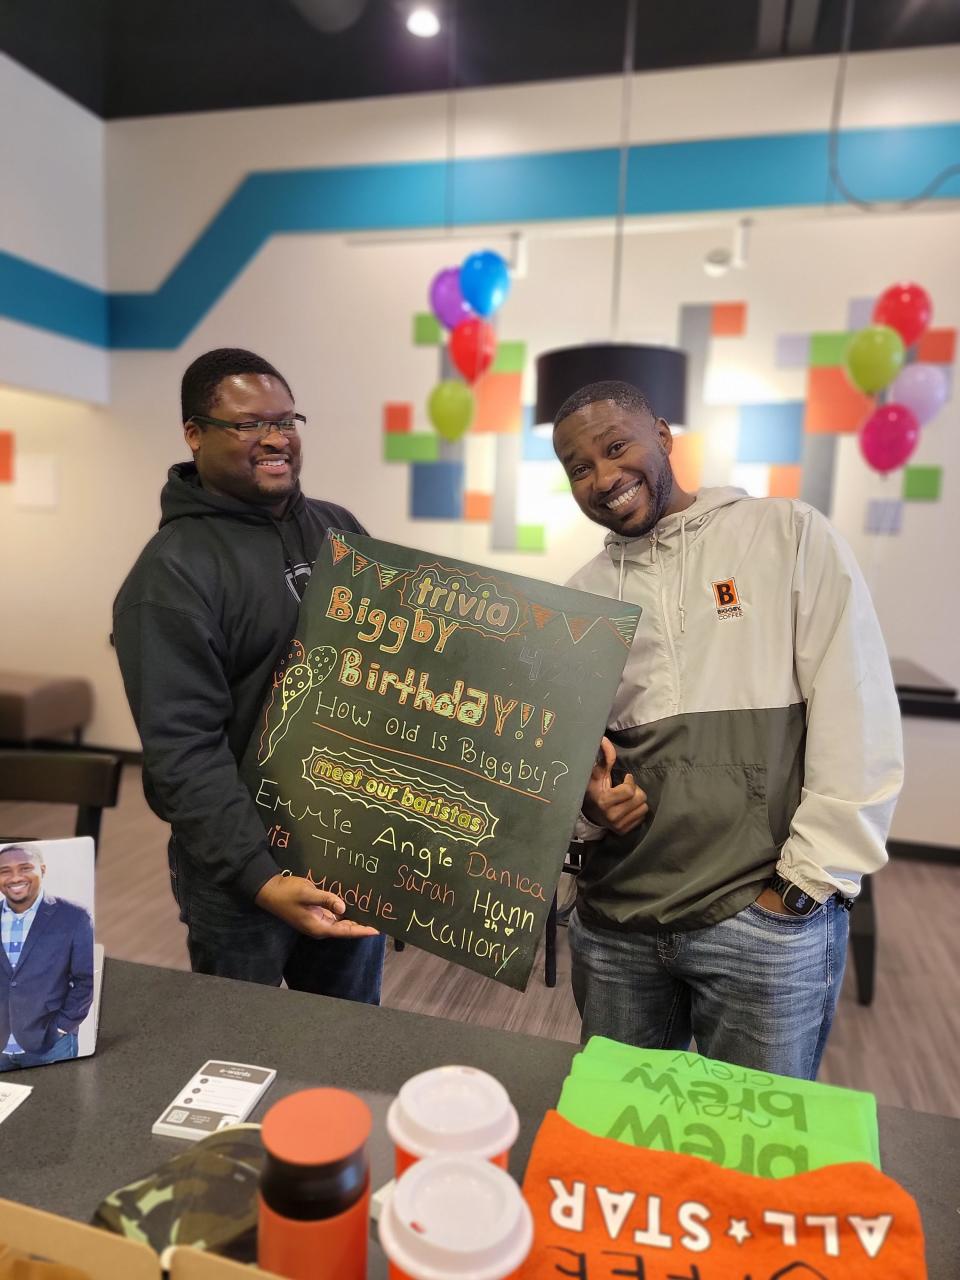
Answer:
[
  {"left": 872, "top": 283, "right": 932, "bottom": 348},
  {"left": 859, "top": 403, "right": 919, "bottom": 476},
  {"left": 449, "top": 318, "right": 496, "bottom": 383}
]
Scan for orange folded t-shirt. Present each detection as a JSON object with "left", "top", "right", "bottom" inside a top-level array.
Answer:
[{"left": 520, "top": 1111, "right": 926, "bottom": 1279}]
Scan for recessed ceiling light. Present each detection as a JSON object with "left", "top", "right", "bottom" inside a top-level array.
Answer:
[{"left": 407, "top": 6, "right": 440, "bottom": 37}]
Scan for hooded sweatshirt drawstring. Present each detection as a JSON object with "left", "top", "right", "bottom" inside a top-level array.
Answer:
[
  {"left": 618, "top": 543, "right": 626, "bottom": 602},
  {"left": 678, "top": 515, "right": 688, "bottom": 633}
]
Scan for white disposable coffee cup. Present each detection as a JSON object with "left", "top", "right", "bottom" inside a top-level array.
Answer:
[
  {"left": 378, "top": 1154, "right": 533, "bottom": 1280},
  {"left": 386, "top": 1065, "right": 520, "bottom": 1176}
]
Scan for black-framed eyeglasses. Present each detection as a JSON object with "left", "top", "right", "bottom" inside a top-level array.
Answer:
[{"left": 189, "top": 413, "right": 306, "bottom": 439}]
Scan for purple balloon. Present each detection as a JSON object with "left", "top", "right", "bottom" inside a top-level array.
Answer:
[
  {"left": 429, "top": 267, "right": 474, "bottom": 330},
  {"left": 890, "top": 362, "right": 949, "bottom": 426}
]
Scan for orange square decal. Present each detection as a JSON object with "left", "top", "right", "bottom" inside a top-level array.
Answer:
[
  {"left": 383, "top": 402, "right": 412, "bottom": 433},
  {"left": 768, "top": 464, "right": 802, "bottom": 499},
  {"left": 0, "top": 431, "right": 12, "bottom": 483},
  {"left": 463, "top": 491, "right": 493, "bottom": 522},
  {"left": 711, "top": 303, "right": 747, "bottom": 337},
  {"left": 804, "top": 365, "right": 873, "bottom": 434},
  {"left": 473, "top": 372, "right": 522, "bottom": 434},
  {"left": 916, "top": 328, "right": 956, "bottom": 364},
  {"left": 669, "top": 432, "right": 705, "bottom": 493}
]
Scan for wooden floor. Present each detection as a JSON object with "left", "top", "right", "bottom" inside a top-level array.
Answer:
[{"left": 3, "top": 764, "right": 958, "bottom": 1116}]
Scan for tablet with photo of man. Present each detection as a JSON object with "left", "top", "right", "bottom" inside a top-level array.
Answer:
[{"left": 0, "top": 838, "right": 99, "bottom": 1072}]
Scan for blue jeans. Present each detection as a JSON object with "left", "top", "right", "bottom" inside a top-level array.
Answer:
[
  {"left": 569, "top": 897, "right": 848, "bottom": 1080},
  {"left": 0, "top": 1031, "right": 78, "bottom": 1071},
  {"left": 172, "top": 842, "right": 385, "bottom": 1003}
]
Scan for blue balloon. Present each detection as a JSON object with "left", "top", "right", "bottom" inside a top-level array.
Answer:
[{"left": 459, "top": 250, "right": 511, "bottom": 317}]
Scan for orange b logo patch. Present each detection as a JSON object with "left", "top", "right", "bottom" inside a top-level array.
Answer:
[{"left": 712, "top": 578, "right": 742, "bottom": 619}]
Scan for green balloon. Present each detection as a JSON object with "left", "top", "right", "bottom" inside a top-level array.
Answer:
[
  {"left": 427, "top": 380, "right": 474, "bottom": 441},
  {"left": 845, "top": 325, "right": 905, "bottom": 394}
]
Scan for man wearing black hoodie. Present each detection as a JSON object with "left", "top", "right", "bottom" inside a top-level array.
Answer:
[{"left": 113, "top": 348, "right": 385, "bottom": 999}]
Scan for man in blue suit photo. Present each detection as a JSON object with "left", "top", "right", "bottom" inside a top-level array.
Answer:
[{"left": 0, "top": 844, "right": 94, "bottom": 1071}]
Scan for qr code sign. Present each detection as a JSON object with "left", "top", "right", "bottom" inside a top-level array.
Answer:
[{"left": 168, "top": 1109, "right": 190, "bottom": 1124}]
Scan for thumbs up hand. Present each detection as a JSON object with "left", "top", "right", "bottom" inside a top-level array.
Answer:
[{"left": 582, "top": 736, "right": 649, "bottom": 835}]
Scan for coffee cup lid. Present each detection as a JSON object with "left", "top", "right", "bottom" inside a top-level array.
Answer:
[
  {"left": 387, "top": 1066, "right": 519, "bottom": 1160},
  {"left": 378, "top": 1154, "right": 533, "bottom": 1280}
]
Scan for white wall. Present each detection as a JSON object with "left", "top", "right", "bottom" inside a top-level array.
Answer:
[
  {"left": 0, "top": 51, "right": 108, "bottom": 401},
  {"left": 0, "top": 46, "right": 958, "bottom": 810}
]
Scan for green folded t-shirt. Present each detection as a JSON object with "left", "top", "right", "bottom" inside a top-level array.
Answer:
[{"left": 556, "top": 1039, "right": 879, "bottom": 1178}]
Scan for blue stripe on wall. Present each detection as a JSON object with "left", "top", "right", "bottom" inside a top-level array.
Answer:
[
  {"left": 0, "top": 250, "right": 108, "bottom": 346},
  {"left": 4, "top": 124, "right": 959, "bottom": 350}
]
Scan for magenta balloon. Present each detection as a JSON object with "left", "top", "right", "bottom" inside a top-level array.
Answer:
[
  {"left": 890, "top": 363, "right": 948, "bottom": 426},
  {"left": 429, "top": 267, "right": 473, "bottom": 330},
  {"left": 859, "top": 404, "right": 920, "bottom": 475}
]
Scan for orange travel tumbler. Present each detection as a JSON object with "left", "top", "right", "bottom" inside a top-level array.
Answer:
[{"left": 258, "top": 1088, "right": 371, "bottom": 1280}]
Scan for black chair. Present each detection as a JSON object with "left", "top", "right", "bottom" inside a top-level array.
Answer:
[
  {"left": 0, "top": 750, "right": 123, "bottom": 856},
  {"left": 849, "top": 875, "right": 876, "bottom": 1006},
  {"left": 544, "top": 844, "right": 582, "bottom": 988}
]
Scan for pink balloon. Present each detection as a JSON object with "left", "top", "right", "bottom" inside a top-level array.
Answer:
[
  {"left": 859, "top": 404, "right": 919, "bottom": 475},
  {"left": 889, "top": 363, "right": 948, "bottom": 426}
]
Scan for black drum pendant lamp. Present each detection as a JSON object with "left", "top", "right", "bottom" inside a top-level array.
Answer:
[
  {"left": 535, "top": 343, "right": 687, "bottom": 427},
  {"left": 534, "top": 0, "right": 687, "bottom": 428}
]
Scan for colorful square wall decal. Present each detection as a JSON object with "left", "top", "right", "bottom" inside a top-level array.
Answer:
[
  {"left": 521, "top": 403, "right": 555, "bottom": 462},
  {"left": 384, "top": 433, "right": 439, "bottom": 463},
  {"left": 916, "top": 328, "right": 956, "bottom": 364},
  {"left": 902, "top": 465, "right": 942, "bottom": 502},
  {"left": 413, "top": 312, "right": 443, "bottom": 346},
  {"left": 865, "top": 499, "right": 903, "bottom": 534},
  {"left": 463, "top": 491, "right": 493, "bottom": 522},
  {"left": 768, "top": 464, "right": 802, "bottom": 499},
  {"left": 492, "top": 341, "right": 526, "bottom": 374},
  {"left": 711, "top": 303, "right": 746, "bottom": 337},
  {"left": 473, "top": 371, "right": 523, "bottom": 433},
  {"left": 775, "top": 334, "right": 810, "bottom": 369},
  {"left": 804, "top": 366, "right": 873, "bottom": 434},
  {"left": 809, "top": 333, "right": 851, "bottom": 367},
  {"left": 0, "top": 431, "right": 12, "bottom": 483},
  {"left": 737, "top": 402, "right": 805, "bottom": 464},
  {"left": 670, "top": 432, "right": 705, "bottom": 493},
  {"left": 516, "top": 524, "right": 546, "bottom": 553},
  {"left": 411, "top": 460, "right": 464, "bottom": 519},
  {"left": 847, "top": 297, "right": 875, "bottom": 330},
  {"left": 383, "top": 402, "right": 412, "bottom": 433}
]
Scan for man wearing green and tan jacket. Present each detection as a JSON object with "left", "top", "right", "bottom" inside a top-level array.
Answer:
[{"left": 553, "top": 380, "right": 903, "bottom": 1079}]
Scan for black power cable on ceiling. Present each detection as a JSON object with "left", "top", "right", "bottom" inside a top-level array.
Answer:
[{"left": 828, "top": 0, "right": 960, "bottom": 211}]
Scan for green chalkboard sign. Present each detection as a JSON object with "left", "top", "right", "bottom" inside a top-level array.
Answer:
[{"left": 240, "top": 532, "right": 640, "bottom": 990}]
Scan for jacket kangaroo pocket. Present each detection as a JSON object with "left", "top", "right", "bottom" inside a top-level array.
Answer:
[{"left": 579, "top": 762, "right": 778, "bottom": 928}]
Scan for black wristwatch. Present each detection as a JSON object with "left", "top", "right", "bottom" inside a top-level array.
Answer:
[{"left": 769, "top": 873, "right": 822, "bottom": 916}]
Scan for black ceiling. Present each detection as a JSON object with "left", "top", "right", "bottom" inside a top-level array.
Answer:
[{"left": 1, "top": 0, "right": 958, "bottom": 120}]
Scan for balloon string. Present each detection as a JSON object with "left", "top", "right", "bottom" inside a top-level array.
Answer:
[
  {"left": 444, "top": 0, "right": 458, "bottom": 236},
  {"left": 609, "top": 0, "right": 638, "bottom": 342},
  {"left": 866, "top": 473, "right": 889, "bottom": 600},
  {"left": 829, "top": 0, "right": 960, "bottom": 212}
]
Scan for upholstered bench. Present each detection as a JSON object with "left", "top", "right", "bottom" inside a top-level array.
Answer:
[{"left": 0, "top": 671, "right": 94, "bottom": 744}]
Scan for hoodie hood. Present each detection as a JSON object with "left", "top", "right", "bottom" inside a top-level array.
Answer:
[
  {"left": 603, "top": 486, "right": 748, "bottom": 564},
  {"left": 600, "top": 486, "right": 750, "bottom": 626},
  {"left": 160, "top": 462, "right": 312, "bottom": 598},
  {"left": 160, "top": 461, "right": 307, "bottom": 528}
]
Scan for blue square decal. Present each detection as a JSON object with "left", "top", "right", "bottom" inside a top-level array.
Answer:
[
  {"left": 410, "top": 460, "right": 464, "bottom": 519},
  {"left": 522, "top": 403, "right": 556, "bottom": 462},
  {"left": 737, "top": 402, "right": 805, "bottom": 465}
]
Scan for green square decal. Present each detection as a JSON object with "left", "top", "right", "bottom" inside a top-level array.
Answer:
[
  {"left": 516, "top": 524, "right": 546, "bottom": 553},
  {"left": 492, "top": 341, "right": 526, "bottom": 374},
  {"left": 384, "top": 433, "right": 440, "bottom": 463},
  {"left": 902, "top": 465, "right": 942, "bottom": 501},
  {"left": 413, "top": 312, "right": 443, "bottom": 346},
  {"left": 809, "top": 333, "right": 851, "bottom": 367}
]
